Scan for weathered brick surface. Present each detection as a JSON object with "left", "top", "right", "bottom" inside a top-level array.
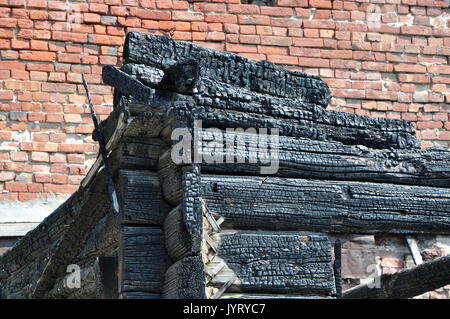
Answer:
[{"left": 0, "top": 0, "right": 448, "bottom": 204}]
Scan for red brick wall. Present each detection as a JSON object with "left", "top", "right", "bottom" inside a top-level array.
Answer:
[{"left": 0, "top": 0, "right": 449, "bottom": 201}]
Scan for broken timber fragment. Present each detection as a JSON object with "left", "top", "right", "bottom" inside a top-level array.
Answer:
[
  {"left": 343, "top": 254, "right": 450, "bottom": 299},
  {"left": 124, "top": 31, "right": 332, "bottom": 107}
]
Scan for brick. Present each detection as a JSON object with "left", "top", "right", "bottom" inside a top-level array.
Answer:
[
  {"left": 5, "top": 181, "right": 28, "bottom": 192},
  {"left": 278, "top": 0, "right": 308, "bottom": 7},
  {"left": 297, "top": 57, "right": 329, "bottom": 68},
  {"left": 31, "top": 151, "right": 49, "bottom": 162},
  {"left": 260, "top": 35, "right": 291, "bottom": 46},
  {"left": 238, "top": 15, "right": 270, "bottom": 25},
  {"left": 19, "top": 51, "right": 56, "bottom": 62},
  {"left": 10, "top": 151, "right": 28, "bottom": 162},
  {"left": 0, "top": 171, "right": 15, "bottom": 181},
  {"left": 398, "top": 74, "right": 431, "bottom": 83},
  {"left": 173, "top": 11, "right": 204, "bottom": 21},
  {"left": 309, "top": 0, "right": 332, "bottom": 8},
  {"left": 205, "top": 14, "right": 237, "bottom": 24},
  {"left": 267, "top": 54, "right": 298, "bottom": 65}
]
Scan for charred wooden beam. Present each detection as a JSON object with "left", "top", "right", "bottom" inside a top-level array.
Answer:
[
  {"left": 119, "top": 226, "right": 171, "bottom": 295},
  {"left": 343, "top": 254, "right": 450, "bottom": 299},
  {"left": 203, "top": 231, "right": 335, "bottom": 297},
  {"left": 117, "top": 170, "right": 170, "bottom": 225},
  {"left": 162, "top": 256, "right": 206, "bottom": 299},
  {"left": 163, "top": 205, "right": 200, "bottom": 262},
  {"left": 31, "top": 170, "right": 113, "bottom": 299},
  {"left": 75, "top": 212, "right": 119, "bottom": 267},
  {"left": 196, "top": 129, "right": 450, "bottom": 188},
  {"left": 200, "top": 174, "right": 450, "bottom": 234},
  {"left": 110, "top": 137, "right": 167, "bottom": 172},
  {"left": 46, "top": 262, "right": 97, "bottom": 299},
  {"left": 189, "top": 105, "right": 418, "bottom": 150},
  {"left": 120, "top": 292, "right": 161, "bottom": 299},
  {"left": 124, "top": 32, "right": 332, "bottom": 107},
  {"left": 0, "top": 169, "right": 113, "bottom": 299},
  {"left": 102, "top": 65, "right": 182, "bottom": 110}
]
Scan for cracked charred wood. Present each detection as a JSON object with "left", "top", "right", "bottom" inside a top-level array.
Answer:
[
  {"left": 46, "top": 262, "right": 97, "bottom": 299},
  {"left": 162, "top": 256, "right": 206, "bottom": 299},
  {"left": 193, "top": 105, "right": 418, "bottom": 150},
  {"left": 31, "top": 171, "right": 112, "bottom": 299},
  {"left": 117, "top": 170, "right": 170, "bottom": 225},
  {"left": 204, "top": 231, "right": 335, "bottom": 296},
  {"left": 75, "top": 213, "right": 119, "bottom": 266},
  {"left": 343, "top": 254, "right": 450, "bottom": 299},
  {"left": 158, "top": 151, "right": 183, "bottom": 206},
  {"left": 163, "top": 205, "right": 200, "bottom": 262},
  {"left": 122, "top": 59, "right": 200, "bottom": 94},
  {"left": 109, "top": 137, "right": 167, "bottom": 172},
  {"left": 200, "top": 175, "right": 450, "bottom": 234},
  {"left": 119, "top": 226, "right": 171, "bottom": 295},
  {"left": 196, "top": 129, "right": 450, "bottom": 188},
  {"left": 102, "top": 65, "right": 182, "bottom": 110},
  {"left": 0, "top": 170, "right": 111, "bottom": 299},
  {"left": 124, "top": 32, "right": 331, "bottom": 107}
]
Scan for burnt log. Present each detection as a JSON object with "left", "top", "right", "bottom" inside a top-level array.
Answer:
[
  {"left": 117, "top": 170, "right": 170, "bottom": 225},
  {"left": 162, "top": 256, "right": 206, "bottom": 299},
  {"left": 343, "top": 254, "right": 450, "bottom": 299},
  {"left": 200, "top": 174, "right": 450, "bottom": 234},
  {"left": 119, "top": 226, "right": 171, "bottom": 295},
  {"left": 0, "top": 169, "right": 113, "bottom": 299},
  {"left": 124, "top": 32, "right": 331, "bottom": 107},
  {"left": 195, "top": 129, "right": 450, "bottom": 188},
  {"left": 203, "top": 231, "right": 335, "bottom": 297}
]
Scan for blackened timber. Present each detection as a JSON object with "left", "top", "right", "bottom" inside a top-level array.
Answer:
[
  {"left": 343, "top": 254, "right": 450, "bottom": 299},
  {"left": 119, "top": 226, "right": 171, "bottom": 294},
  {"left": 124, "top": 32, "right": 332, "bottom": 107},
  {"left": 162, "top": 256, "right": 206, "bottom": 299},
  {"left": 32, "top": 170, "right": 112, "bottom": 298},
  {"left": 102, "top": 65, "right": 181, "bottom": 110},
  {"left": 200, "top": 175, "right": 450, "bottom": 234},
  {"left": 205, "top": 231, "right": 335, "bottom": 296},
  {"left": 190, "top": 105, "right": 418, "bottom": 150},
  {"left": 158, "top": 151, "right": 183, "bottom": 206},
  {"left": 163, "top": 205, "right": 200, "bottom": 262},
  {"left": 117, "top": 170, "right": 170, "bottom": 225},
  {"left": 110, "top": 137, "right": 167, "bottom": 171},
  {"left": 197, "top": 129, "right": 450, "bottom": 188}
]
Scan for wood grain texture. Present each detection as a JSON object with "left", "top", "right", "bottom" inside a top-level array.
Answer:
[
  {"left": 164, "top": 205, "right": 200, "bottom": 262},
  {"left": 110, "top": 137, "right": 167, "bottom": 171},
  {"left": 124, "top": 32, "right": 331, "bottom": 107},
  {"left": 165, "top": 128, "right": 450, "bottom": 187},
  {"left": 204, "top": 231, "right": 335, "bottom": 296},
  {"left": 118, "top": 170, "right": 170, "bottom": 225},
  {"left": 200, "top": 174, "right": 450, "bottom": 234},
  {"left": 0, "top": 170, "right": 112, "bottom": 299},
  {"left": 119, "top": 226, "right": 171, "bottom": 294}
]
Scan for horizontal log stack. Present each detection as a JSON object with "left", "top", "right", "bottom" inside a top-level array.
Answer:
[{"left": 1, "top": 32, "right": 450, "bottom": 299}]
